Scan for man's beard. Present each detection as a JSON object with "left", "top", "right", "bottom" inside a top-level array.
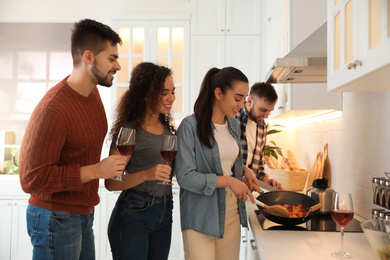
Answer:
[
  {"left": 91, "top": 61, "right": 114, "bottom": 87},
  {"left": 248, "top": 106, "right": 264, "bottom": 124}
]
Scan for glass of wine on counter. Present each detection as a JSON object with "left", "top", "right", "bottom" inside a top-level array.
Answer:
[
  {"left": 112, "top": 127, "right": 136, "bottom": 182},
  {"left": 331, "top": 192, "right": 354, "bottom": 258},
  {"left": 158, "top": 135, "right": 177, "bottom": 185}
]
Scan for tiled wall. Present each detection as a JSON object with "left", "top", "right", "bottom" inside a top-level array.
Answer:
[{"left": 269, "top": 92, "right": 390, "bottom": 220}]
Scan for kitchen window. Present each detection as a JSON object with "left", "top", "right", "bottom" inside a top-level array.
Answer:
[{"left": 0, "top": 23, "right": 73, "bottom": 165}]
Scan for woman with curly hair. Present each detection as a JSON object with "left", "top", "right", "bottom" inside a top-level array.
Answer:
[{"left": 105, "top": 62, "right": 176, "bottom": 260}]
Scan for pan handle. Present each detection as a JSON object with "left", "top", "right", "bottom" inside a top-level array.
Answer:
[
  {"left": 252, "top": 183, "right": 264, "bottom": 194},
  {"left": 309, "top": 203, "right": 322, "bottom": 212}
]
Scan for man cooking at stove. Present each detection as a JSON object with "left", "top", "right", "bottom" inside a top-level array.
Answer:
[{"left": 236, "top": 82, "right": 285, "bottom": 190}]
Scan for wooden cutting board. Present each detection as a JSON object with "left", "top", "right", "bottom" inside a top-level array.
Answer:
[{"left": 303, "top": 151, "right": 321, "bottom": 193}]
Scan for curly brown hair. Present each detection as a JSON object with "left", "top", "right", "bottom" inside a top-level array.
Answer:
[{"left": 110, "top": 62, "right": 176, "bottom": 139}]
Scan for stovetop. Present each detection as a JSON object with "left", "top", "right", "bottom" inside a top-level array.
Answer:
[{"left": 255, "top": 210, "right": 363, "bottom": 232}]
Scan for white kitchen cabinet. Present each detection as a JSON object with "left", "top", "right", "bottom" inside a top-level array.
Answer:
[
  {"left": 328, "top": 0, "right": 390, "bottom": 92},
  {"left": 261, "top": 0, "right": 327, "bottom": 78},
  {"left": 190, "top": 0, "right": 261, "bottom": 35},
  {"left": 0, "top": 198, "right": 33, "bottom": 260},
  {"left": 168, "top": 187, "right": 184, "bottom": 260},
  {"left": 189, "top": 35, "right": 261, "bottom": 111},
  {"left": 246, "top": 222, "right": 261, "bottom": 260},
  {"left": 96, "top": 188, "right": 120, "bottom": 260},
  {"left": 239, "top": 227, "right": 248, "bottom": 260},
  {"left": 269, "top": 83, "right": 342, "bottom": 120}
]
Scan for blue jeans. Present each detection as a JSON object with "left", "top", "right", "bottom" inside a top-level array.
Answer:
[
  {"left": 108, "top": 189, "right": 173, "bottom": 260},
  {"left": 26, "top": 204, "right": 95, "bottom": 260}
]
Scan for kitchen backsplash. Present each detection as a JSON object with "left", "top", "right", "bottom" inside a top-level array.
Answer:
[{"left": 268, "top": 92, "right": 390, "bottom": 220}]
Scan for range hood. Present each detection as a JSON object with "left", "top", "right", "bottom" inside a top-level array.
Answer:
[{"left": 265, "top": 23, "right": 327, "bottom": 84}]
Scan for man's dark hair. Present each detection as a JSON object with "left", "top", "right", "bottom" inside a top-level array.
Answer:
[
  {"left": 250, "top": 82, "right": 278, "bottom": 103},
  {"left": 71, "top": 19, "right": 122, "bottom": 66}
]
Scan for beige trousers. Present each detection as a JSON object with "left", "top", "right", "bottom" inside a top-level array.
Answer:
[{"left": 182, "top": 188, "right": 241, "bottom": 260}]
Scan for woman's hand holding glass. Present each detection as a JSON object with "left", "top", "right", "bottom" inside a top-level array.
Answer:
[{"left": 158, "top": 135, "right": 177, "bottom": 185}]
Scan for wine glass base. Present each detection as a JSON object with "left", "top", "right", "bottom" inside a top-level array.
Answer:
[
  {"left": 157, "top": 181, "right": 173, "bottom": 185},
  {"left": 331, "top": 251, "right": 353, "bottom": 258},
  {"left": 111, "top": 176, "right": 127, "bottom": 182}
]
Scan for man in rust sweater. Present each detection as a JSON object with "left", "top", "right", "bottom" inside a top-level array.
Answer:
[{"left": 19, "top": 19, "right": 128, "bottom": 259}]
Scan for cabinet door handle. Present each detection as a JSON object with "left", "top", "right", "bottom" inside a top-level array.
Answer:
[
  {"left": 347, "top": 60, "right": 362, "bottom": 70},
  {"left": 242, "top": 236, "right": 247, "bottom": 243},
  {"left": 353, "top": 59, "right": 362, "bottom": 67},
  {"left": 221, "top": 29, "right": 225, "bottom": 32},
  {"left": 250, "top": 239, "right": 257, "bottom": 250},
  {"left": 278, "top": 106, "right": 284, "bottom": 110},
  {"left": 227, "top": 29, "right": 230, "bottom": 32}
]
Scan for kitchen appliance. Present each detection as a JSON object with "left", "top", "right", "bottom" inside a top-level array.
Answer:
[
  {"left": 306, "top": 178, "right": 336, "bottom": 214},
  {"left": 265, "top": 23, "right": 327, "bottom": 84},
  {"left": 256, "top": 211, "right": 363, "bottom": 232}
]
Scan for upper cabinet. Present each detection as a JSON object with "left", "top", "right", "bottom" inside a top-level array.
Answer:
[
  {"left": 328, "top": 0, "right": 390, "bottom": 92},
  {"left": 261, "top": 0, "right": 327, "bottom": 78},
  {"left": 260, "top": 0, "right": 341, "bottom": 120},
  {"left": 190, "top": 0, "right": 261, "bottom": 35},
  {"left": 189, "top": 0, "right": 261, "bottom": 112}
]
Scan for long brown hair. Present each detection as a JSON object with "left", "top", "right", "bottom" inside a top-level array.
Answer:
[
  {"left": 110, "top": 62, "right": 175, "bottom": 139},
  {"left": 194, "top": 67, "right": 248, "bottom": 148}
]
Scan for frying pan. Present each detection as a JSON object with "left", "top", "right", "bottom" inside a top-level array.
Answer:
[{"left": 256, "top": 191, "right": 320, "bottom": 226}]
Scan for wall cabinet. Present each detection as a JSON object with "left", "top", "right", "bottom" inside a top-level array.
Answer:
[
  {"left": 261, "top": 0, "right": 327, "bottom": 79},
  {"left": 191, "top": 0, "right": 260, "bottom": 35},
  {"left": 328, "top": 0, "right": 390, "bottom": 92},
  {"left": 0, "top": 198, "right": 32, "bottom": 260},
  {"left": 261, "top": 0, "right": 342, "bottom": 120},
  {"left": 269, "top": 83, "right": 342, "bottom": 120},
  {"left": 189, "top": 0, "right": 261, "bottom": 112}
]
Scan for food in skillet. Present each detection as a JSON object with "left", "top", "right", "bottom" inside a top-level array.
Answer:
[{"left": 263, "top": 203, "right": 308, "bottom": 218}]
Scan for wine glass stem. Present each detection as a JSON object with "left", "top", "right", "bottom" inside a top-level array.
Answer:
[{"left": 340, "top": 227, "right": 345, "bottom": 253}]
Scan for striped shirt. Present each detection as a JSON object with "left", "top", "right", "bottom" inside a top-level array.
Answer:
[{"left": 236, "top": 108, "right": 267, "bottom": 179}]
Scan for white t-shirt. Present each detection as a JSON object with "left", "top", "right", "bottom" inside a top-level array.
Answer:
[
  {"left": 245, "top": 118, "right": 257, "bottom": 167},
  {"left": 214, "top": 122, "right": 239, "bottom": 176}
]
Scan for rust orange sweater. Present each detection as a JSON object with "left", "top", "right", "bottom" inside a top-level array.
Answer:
[{"left": 19, "top": 77, "right": 107, "bottom": 215}]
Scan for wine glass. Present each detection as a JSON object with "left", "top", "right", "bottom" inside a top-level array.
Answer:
[
  {"left": 112, "top": 127, "right": 136, "bottom": 182},
  {"left": 330, "top": 192, "right": 354, "bottom": 258},
  {"left": 158, "top": 135, "right": 177, "bottom": 185}
]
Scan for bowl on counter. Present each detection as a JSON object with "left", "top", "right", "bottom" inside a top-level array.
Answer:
[{"left": 361, "top": 219, "right": 390, "bottom": 260}]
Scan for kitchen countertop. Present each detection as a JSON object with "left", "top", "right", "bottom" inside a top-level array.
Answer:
[{"left": 246, "top": 201, "right": 377, "bottom": 260}]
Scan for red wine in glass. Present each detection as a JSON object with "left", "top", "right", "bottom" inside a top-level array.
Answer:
[
  {"left": 160, "top": 150, "right": 177, "bottom": 164},
  {"left": 112, "top": 127, "right": 136, "bottom": 182},
  {"left": 158, "top": 135, "right": 177, "bottom": 185},
  {"left": 117, "top": 144, "right": 135, "bottom": 156},
  {"left": 330, "top": 209, "right": 354, "bottom": 228},
  {"left": 331, "top": 192, "right": 354, "bottom": 258}
]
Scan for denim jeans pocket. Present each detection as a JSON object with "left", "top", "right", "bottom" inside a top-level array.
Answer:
[
  {"left": 26, "top": 210, "right": 39, "bottom": 246},
  {"left": 51, "top": 210, "right": 77, "bottom": 227},
  {"left": 122, "top": 191, "right": 151, "bottom": 213}
]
